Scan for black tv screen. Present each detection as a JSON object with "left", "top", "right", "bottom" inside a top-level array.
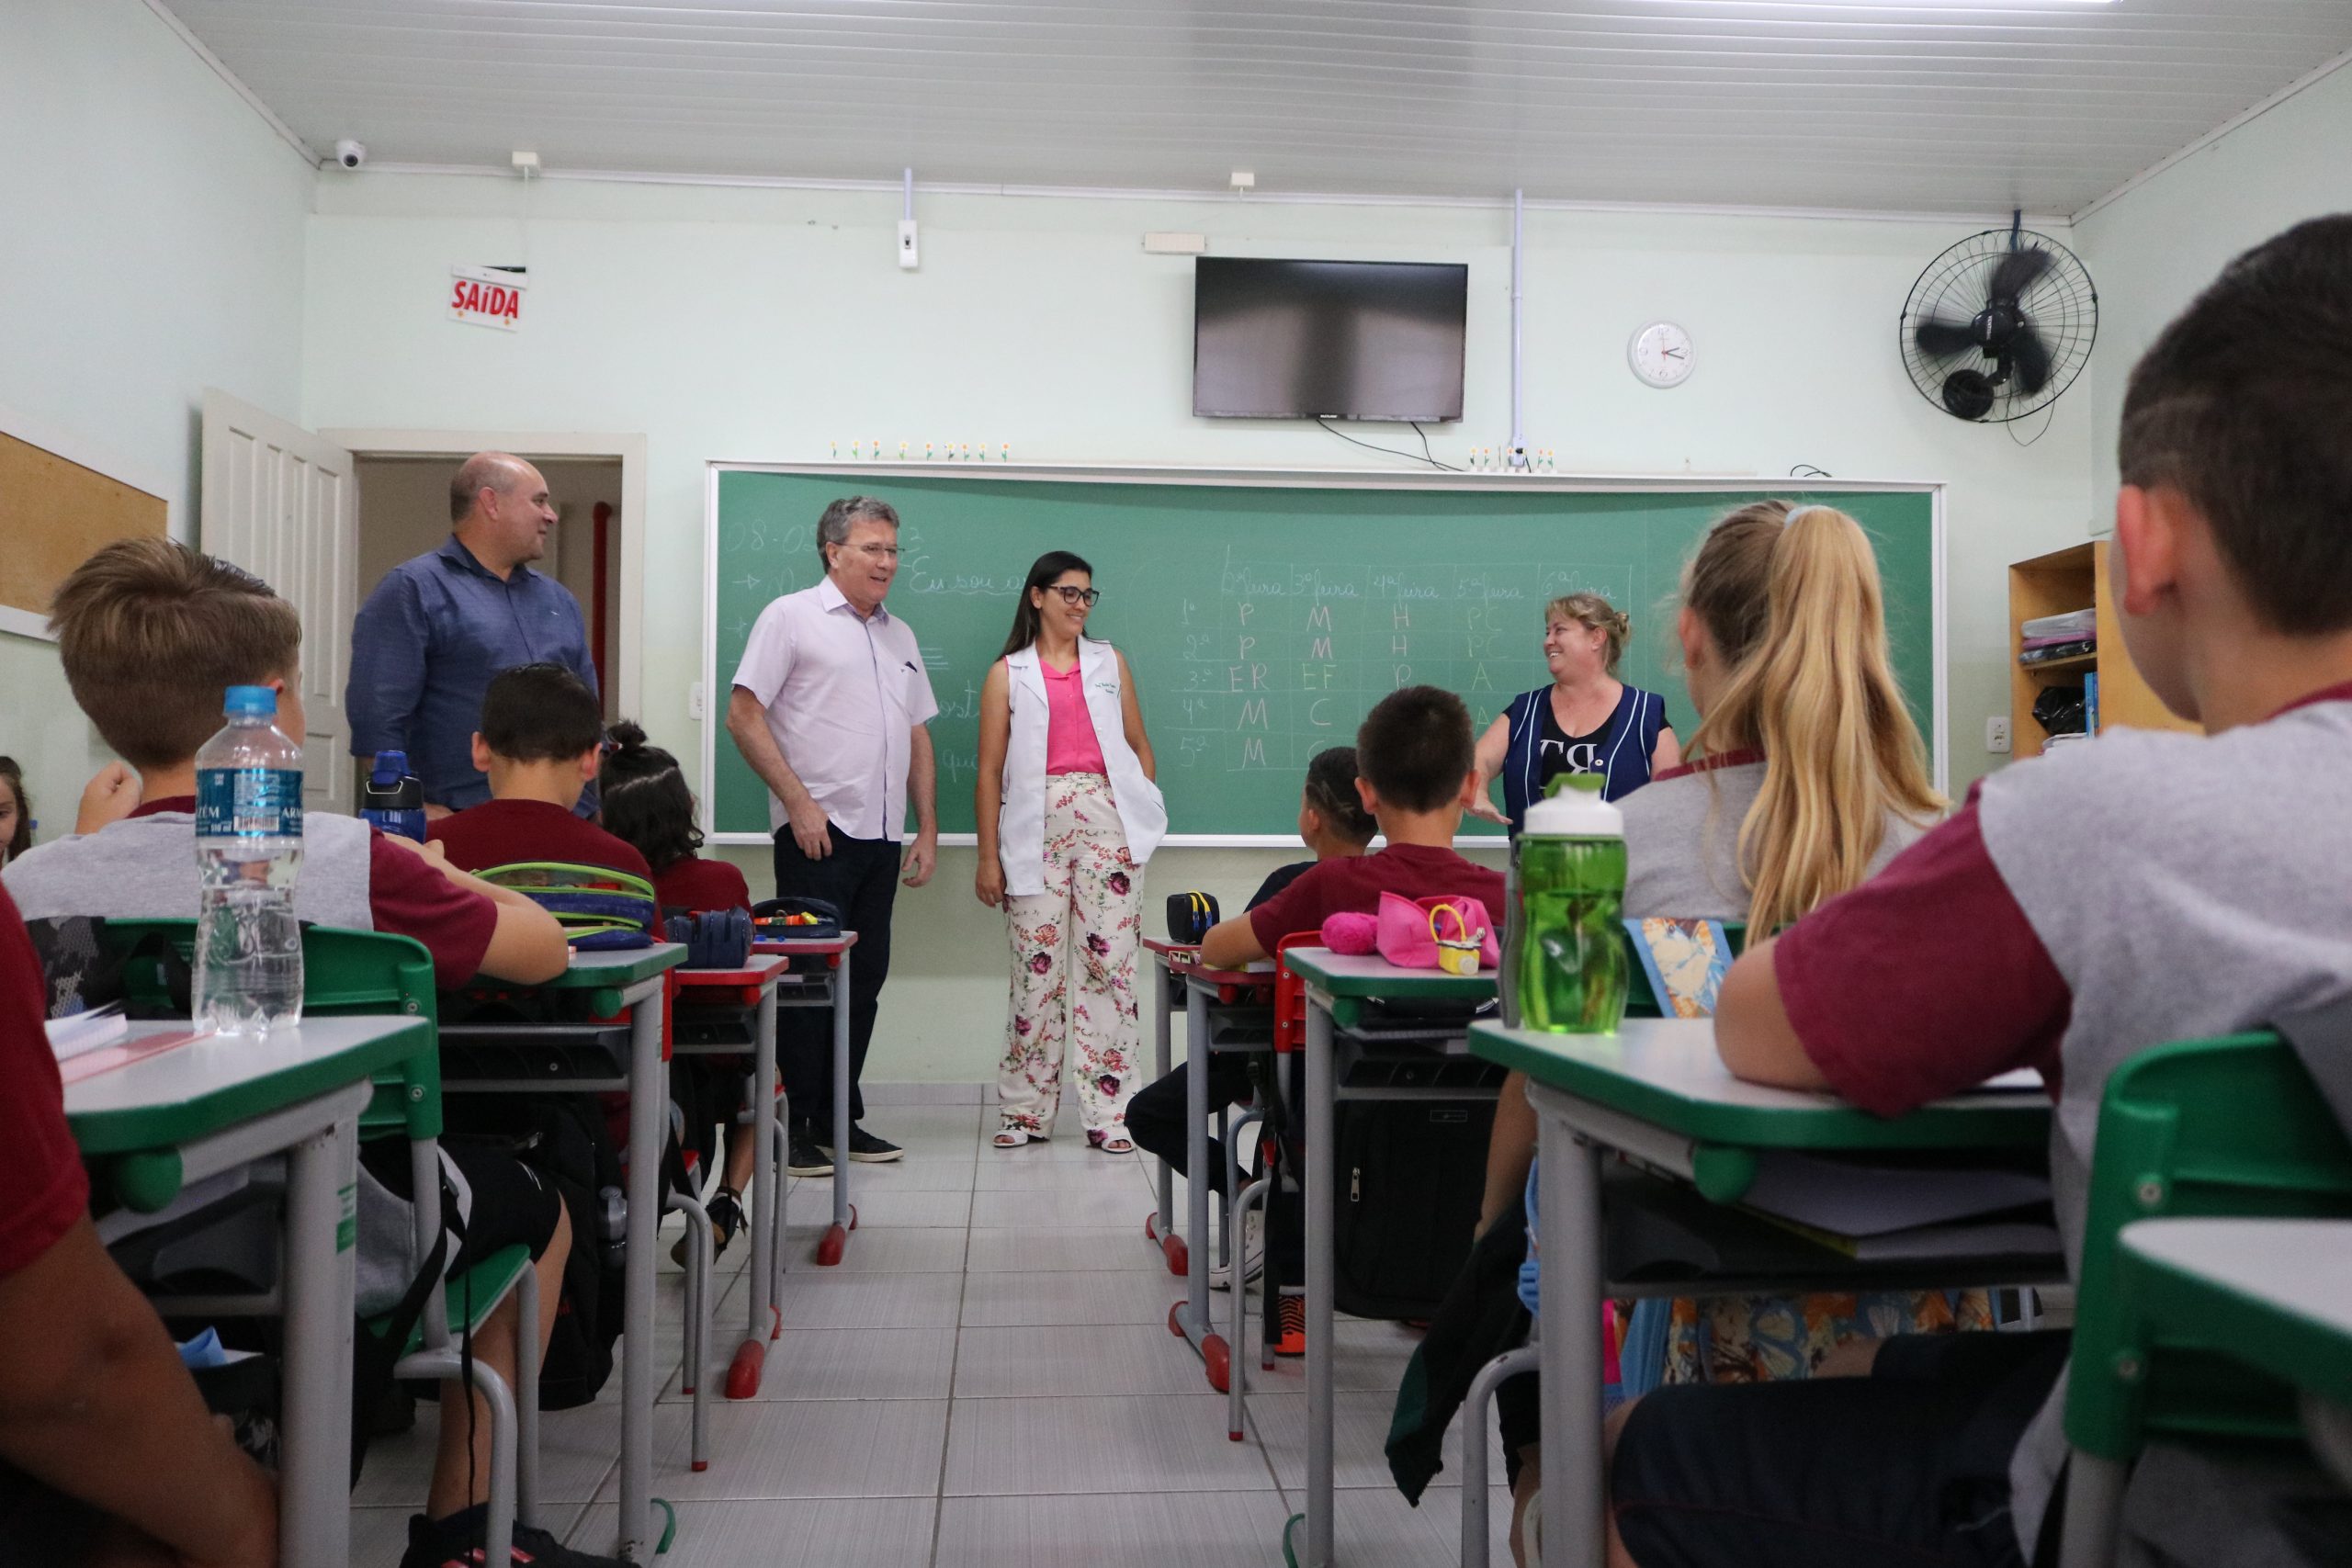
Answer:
[{"left": 1193, "top": 258, "right": 1468, "bottom": 423}]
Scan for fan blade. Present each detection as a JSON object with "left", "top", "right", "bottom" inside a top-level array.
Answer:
[
  {"left": 1989, "top": 245, "right": 2054, "bottom": 305},
  {"left": 2010, "top": 322, "right": 2053, "bottom": 396},
  {"left": 1914, "top": 317, "right": 1979, "bottom": 357}
]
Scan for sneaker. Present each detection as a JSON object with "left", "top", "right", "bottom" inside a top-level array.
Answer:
[
  {"left": 669, "top": 1187, "right": 744, "bottom": 1269},
  {"left": 1272, "top": 1289, "right": 1306, "bottom": 1359},
  {"left": 786, "top": 1128, "right": 831, "bottom": 1178},
  {"left": 400, "top": 1506, "right": 628, "bottom": 1568},
  {"left": 817, "top": 1123, "right": 904, "bottom": 1164},
  {"left": 1209, "top": 1208, "right": 1265, "bottom": 1292}
]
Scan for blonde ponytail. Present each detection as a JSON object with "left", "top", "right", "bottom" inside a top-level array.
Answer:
[{"left": 1685, "top": 505, "right": 1944, "bottom": 932}]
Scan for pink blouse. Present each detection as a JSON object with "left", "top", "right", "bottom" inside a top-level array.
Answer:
[{"left": 1042, "top": 660, "right": 1110, "bottom": 775}]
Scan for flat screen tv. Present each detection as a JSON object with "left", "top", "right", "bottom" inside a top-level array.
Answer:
[{"left": 1193, "top": 257, "right": 1468, "bottom": 423}]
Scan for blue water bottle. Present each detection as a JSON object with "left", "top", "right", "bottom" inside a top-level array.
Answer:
[{"left": 360, "top": 750, "right": 427, "bottom": 841}]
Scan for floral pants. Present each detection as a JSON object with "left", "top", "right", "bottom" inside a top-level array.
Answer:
[{"left": 997, "top": 773, "right": 1146, "bottom": 1138}]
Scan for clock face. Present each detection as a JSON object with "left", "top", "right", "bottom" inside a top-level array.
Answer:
[{"left": 1629, "top": 321, "right": 1694, "bottom": 389}]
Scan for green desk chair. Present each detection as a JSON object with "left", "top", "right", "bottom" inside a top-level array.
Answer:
[
  {"left": 106, "top": 920, "right": 542, "bottom": 1564},
  {"left": 2059, "top": 1031, "right": 2352, "bottom": 1567}
]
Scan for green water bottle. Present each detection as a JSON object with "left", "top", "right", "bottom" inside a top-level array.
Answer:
[{"left": 1511, "top": 775, "right": 1628, "bottom": 1033}]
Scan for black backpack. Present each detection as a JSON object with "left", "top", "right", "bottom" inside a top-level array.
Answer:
[
  {"left": 1331, "top": 1100, "right": 1497, "bottom": 1321},
  {"left": 441, "top": 1093, "right": 625, "bottom": 1410}
]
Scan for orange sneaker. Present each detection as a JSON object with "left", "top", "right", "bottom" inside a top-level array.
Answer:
[{"left": 1272, "top": 1290, "right": 1306, "bottom": 1358}]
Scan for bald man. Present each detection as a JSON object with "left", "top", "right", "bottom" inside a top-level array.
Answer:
[{"left": 347, "top": 452, "right": 603, "bottom": 815}]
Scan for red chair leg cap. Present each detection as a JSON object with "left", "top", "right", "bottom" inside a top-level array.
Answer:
[
  {"left": 726, "top": 1341, "right": 765, "bottom": 1399},
  {"left": 816, "top": 1223, "right": 848, "bottom": 1267},
  {"left": 1204, "top": 1335, "right": 1231, "bottom": 1393}
]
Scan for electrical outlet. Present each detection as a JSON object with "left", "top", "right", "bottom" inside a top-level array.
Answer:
[
  {"left": 689, "top": 681, "right": 705, "bottom": 721},
  {"left": 1986, "top": 716, "right": 2012, "bottom": 754}
]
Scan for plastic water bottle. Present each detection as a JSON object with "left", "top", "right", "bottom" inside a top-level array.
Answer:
[
  {"left": 1510, "top": 775, "right": 1626, "bottom": 1033},
  {"left": 194, "top": 685, "right": 305, "bottom": 1035},
  {"left": 359, "top": 750, "right": 426, "bottom": 841}
]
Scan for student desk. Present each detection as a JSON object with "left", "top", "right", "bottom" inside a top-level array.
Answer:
[
  {"left": 750, "top": 934, "right": 859, "bottom": 1266},
  {"left": 67, "top": 1015, "right": 436, "bottom": 1568},
  {"left": 1472, "top": 1018, "right": 2057, "bottom": 1568},
  {"left": 2120, "top": 1217, "right": 2352, "bottom": 1491},
  {"left": 1136, "top": 940, "right": 1278, "bottom": 1393},
  {"left": 672, "top": 954, "right": 790, "bottom": 1400},
  {"left": 446, "top": 943, "right": 686, "bottom": 1563},
  {"left": 1284, "top": 948, "right": 1501, "bottom": 1568}
]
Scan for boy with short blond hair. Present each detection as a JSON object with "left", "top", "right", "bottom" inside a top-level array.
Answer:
[
  {"left": 1600, "top": 216, "right": 2352, "bottom": 1568},
  {"left": 4, "top": 538, "right": 622, "bottom": 1568}
]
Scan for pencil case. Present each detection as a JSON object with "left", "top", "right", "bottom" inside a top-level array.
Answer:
[{"left": 1166, "top": 891, "right": 1220, "bottom": 943}]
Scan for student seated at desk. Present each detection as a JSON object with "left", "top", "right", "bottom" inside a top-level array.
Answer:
[
  {"left": 1197, "top": 689, "right": 1506, "bottom": 1350},
  {"left": 426, "top": 663, "right": 651, "bottom": 881},
  {"left": 3, "top": 540, "right": 621, "bottom": 1568},
  {"left": 1125, "top": 745, "right": 1374, "bottom": 1292},
  {"left": 0, "top": 882, "right": 278, "bottom": 1568},
  {"left": 1600, "top": 217, "right": 2352, "bottom": 1568},
  {"left": 600, "top": 719, "right": 761, "bottom": 1265}
]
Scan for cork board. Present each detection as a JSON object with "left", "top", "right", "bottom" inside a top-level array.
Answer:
[{"left": 0, "top": 428, "right": 167, "bottom": 627}]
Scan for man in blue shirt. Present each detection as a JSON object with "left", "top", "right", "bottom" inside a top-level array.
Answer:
[{"left": 346, "top": 453, "right": 601, "bottom": 815}]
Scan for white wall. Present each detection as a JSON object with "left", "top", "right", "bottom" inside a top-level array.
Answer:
[
  {"left": 2075, "top": 60, "right": 2352, "bottom": 527},
  {"left": 0, "top": 0, "right": 312, "bottom": 844},
  {"left": 301, "top": 175, "right": 2097, "bottom": 1081}
]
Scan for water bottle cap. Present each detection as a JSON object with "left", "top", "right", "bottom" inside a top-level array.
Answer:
[
  {"left": 1521, "top": 776, "right": 1623, "bottom": 838},
  {"left": 372, "top": 749, "right": 411, "bottom": 781},
  {"left": 223, "top": 685, "right": 277, "bottom": 716}
]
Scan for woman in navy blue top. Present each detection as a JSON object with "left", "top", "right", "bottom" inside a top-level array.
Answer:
[{"left": 1469, "top": 592, "right": 1679, "bottom": 830}]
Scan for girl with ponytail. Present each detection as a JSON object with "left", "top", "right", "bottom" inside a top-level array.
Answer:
[{"left": 1625, "top": 501, "right": 1944, "bottom": 928}]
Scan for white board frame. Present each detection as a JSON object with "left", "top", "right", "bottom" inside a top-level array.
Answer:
[{"left": 703, "top": 462, "right": 1948, "bottom": 848}]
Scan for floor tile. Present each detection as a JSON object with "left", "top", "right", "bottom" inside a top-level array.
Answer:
[
  {"left": 957, "top": 1268, "right": 1186, "bottom": 1327},
  {"left": 943, "top": 1393, "right": 1279, "bottom": 1496},
  {"left": 773, "top": 1269, "right": 966, "bottom": 1328},
  {"left": 567, "top": 1497, "right": 937, "bottom": 1565},
  {"left": 834, "top": 1153, "right": 979, "bottom": 1191},
  {"left": 934, "top": 1489, "right": 1295, "bottom": 1567},
  {"left": 635, "top": 1397, "right": 951, "bottom": 1500},
  {"left": 951, "top": 1324, "right": 1220, "bottom": 1399},
  {"left": 1328, "top": 1484, "right": 1517, "bottom": 1567},
  {"left": 966, "top": 1226, "right": 1168, "bottom": 1273},
  {"left": 973, "top": 1154, "right": 1148, "bottom": 1190},
  {"left": 1251, "top": 1389, "right": 1506, "bottom": 1492},
  {"left": 662, "top": 1326, "right": 958, "bottom": 1403},
  {"left": 970, "top": 1183, "right": 1157, "bottom": 1229},
  {"left": 772, "top": 1224, "right": 966, "bottom": 1273},
  {"left": 833, "top": 1187, "right": 974, "bottom": 1228},
  {"left": 863, "top": 1081, "right": 985, "bottom": 1105}
]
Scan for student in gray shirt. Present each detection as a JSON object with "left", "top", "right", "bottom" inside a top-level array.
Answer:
[{"left": 1639, "top": 216, "right": 2352, "bottom": 1568}]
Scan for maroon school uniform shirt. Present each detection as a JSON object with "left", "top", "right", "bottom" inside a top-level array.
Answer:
[
  {"left": 430, "top": 798, "right": 653, "bottom": 882},
  {"left": 653, "top": 854, "right": 751, "bottom": 913},
  {"left": 128, "top": 797, "right": 496, "bottom": 981},
  {"left": 0, "top": 882, "right": 91, "bottom": 1278},
  {"left": 1247, "top": 841, "right": 1506, "bottom": 953}
]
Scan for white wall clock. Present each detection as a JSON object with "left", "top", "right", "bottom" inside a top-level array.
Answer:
[{"left": 1628, "top": 321, "right": 1695, "bottom": 389}]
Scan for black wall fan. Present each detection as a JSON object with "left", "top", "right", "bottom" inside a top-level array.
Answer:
[{"left": 1901, "top": 214, "right": 2097, "bottom": 423}]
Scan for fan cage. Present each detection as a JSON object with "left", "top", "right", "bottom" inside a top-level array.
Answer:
[{"left": 1900, "top": 227, "right": 2098, "bottom": 424}]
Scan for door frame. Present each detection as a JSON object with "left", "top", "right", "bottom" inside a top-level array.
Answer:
[{"left": 320, "top": 429, "right": 647, "bottom": 722}]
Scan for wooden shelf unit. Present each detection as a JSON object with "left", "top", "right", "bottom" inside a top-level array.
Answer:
[{"left": 2008, "top": 541, "right": 2199, "bottom": 760}]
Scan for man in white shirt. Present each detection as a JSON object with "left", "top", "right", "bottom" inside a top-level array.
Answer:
[{"left": 729, "top": 497, "right": 940, "bottom": 1172}]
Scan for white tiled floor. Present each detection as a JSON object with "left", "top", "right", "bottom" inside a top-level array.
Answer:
[{"left": 356, "top": 1097, "right": 1511, "bottom": 1566}]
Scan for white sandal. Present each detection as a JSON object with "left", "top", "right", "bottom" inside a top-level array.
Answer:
[{"left": 992, "top": 1127, "right": 1043, "bottom": 1149}]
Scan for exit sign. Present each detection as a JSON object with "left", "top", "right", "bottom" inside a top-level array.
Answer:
[{"left": 448, "top": 265, "right": 526, "bottom": 331}]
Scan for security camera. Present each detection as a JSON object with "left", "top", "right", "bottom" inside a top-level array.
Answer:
[{"left": 334, "top": 139, "right": 367, "bottom": 170}]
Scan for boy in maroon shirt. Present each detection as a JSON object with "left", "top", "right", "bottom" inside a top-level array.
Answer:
[
  {"left": 430, "top": 663, "right": 651, "bottom": 881},
  {"left": 1201, "top": 685, "right": 1504, "bottom": 969}
]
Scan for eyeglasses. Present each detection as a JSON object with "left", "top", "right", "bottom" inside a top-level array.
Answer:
[
  {"left": 1046, "top": 585, "right": 1102, "bottom": 607},
  {"left": 848, "top": 544, "right": 900, "bottom": 560}
]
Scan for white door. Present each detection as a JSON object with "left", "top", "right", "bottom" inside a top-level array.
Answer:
[{"left": 199, "top": 389, "right": 358, "bottom": 813}]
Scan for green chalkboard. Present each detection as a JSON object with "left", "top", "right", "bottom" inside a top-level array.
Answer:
[{"left": 707, "top": 471, "right": 1939, "bottom": 840}]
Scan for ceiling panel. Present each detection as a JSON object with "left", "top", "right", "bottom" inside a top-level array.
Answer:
[{"left": 160, "top": 1, "right": 2352, "bottom": 213}]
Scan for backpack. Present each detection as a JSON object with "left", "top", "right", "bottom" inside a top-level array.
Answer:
[
  {"left": 1332, "top": 1100, "right": 1497, "bottom": 1321},
  {"left": 441, "top": 1094, "right": 625, "bottom": 1409}
]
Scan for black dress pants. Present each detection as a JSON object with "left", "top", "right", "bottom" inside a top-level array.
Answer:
[{"left": 772, "top": 824, "right": 900, "bottom": 1126}]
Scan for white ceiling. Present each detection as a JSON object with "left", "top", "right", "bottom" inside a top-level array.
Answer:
[{"left": 163, "top": 0, "right": 2352, "bottom": 215}]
